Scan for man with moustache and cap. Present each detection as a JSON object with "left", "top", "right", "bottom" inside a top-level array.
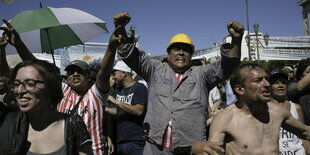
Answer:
[{"left": 105, "top": 12, "right": 244, "bottom": 155}]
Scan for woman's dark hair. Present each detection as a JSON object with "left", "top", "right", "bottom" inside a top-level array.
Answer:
[
  {"left": 296, "top": 58, "right": 310, "bottom": 81},
  {"left": 11, "top": 60, "right": 63, "bottom": 109}
]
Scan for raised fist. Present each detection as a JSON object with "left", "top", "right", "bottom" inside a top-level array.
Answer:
[
  {"left": 114, "top": 12, "right": 131, "bottom": 28},
  {"left": 227, "top": 21, "right": 244, "bottom": 40}
]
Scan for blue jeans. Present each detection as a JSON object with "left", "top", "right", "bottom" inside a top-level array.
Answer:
[{"left": 117, "top": 141, "right": 145, "bottom": 155}]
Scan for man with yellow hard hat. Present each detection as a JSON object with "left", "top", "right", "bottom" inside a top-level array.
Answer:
[{"left": 106, "top": 12, "right": 244, "bottom": 155}]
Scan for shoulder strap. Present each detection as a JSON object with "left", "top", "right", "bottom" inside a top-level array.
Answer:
[
  {"left": 70, "top": 95, "right": 84, "bottom": 116},
  {"left": 64, "top": 114, "right": 68, "bottom": 142}
]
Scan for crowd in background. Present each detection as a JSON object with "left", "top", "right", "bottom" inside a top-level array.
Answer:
[{"left": 0, "top": 11, "right": 310, "bottom": 155}]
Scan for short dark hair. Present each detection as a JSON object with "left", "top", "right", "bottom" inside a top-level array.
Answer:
[
  {"left": 89, "top": 64, "right": 101, "bottom": 72},
  {"left": 268, "top": 69, "right": 288, "bottom": 85},
  {"left": 296, "top": 58, "right": 310, "bottom": 81},
  {"left": 230, "top": 62, "right": 265, "bottom": 96},
  {"left": 11, "top": 60, "right": 63, "bottom": 109}
]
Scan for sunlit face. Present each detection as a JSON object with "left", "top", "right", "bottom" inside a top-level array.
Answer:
[
  {"left": 167, "top": 43, "right": 192, "bottom": 73},
  {"left": 270, "top": 77, "right": 287, "bottom": 100},
  {"left": 241, "top": 68, "right": 271, "bottom": 104},
  {"left": 66, "top": 66, "right": 89, "bottom": 93},
  {"left": 14, "top": 66, "right": 46, "bottom": 112}
]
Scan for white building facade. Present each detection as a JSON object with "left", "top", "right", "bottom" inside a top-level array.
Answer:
[{"left": 192, "top": 31, "right": 310, "bottom": 61}]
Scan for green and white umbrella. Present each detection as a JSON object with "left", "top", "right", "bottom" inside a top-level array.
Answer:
[{"left": 4, "top": 7, "right": 108, "bottom": 57}]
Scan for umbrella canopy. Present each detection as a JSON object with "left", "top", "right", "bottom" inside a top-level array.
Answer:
[{"left": 3, "top": 6, "right": 108, "bottom": 54}]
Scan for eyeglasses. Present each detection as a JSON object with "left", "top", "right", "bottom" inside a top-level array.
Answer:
[{"left": 12, "top": 79, "right": 44, "bottom": 91}]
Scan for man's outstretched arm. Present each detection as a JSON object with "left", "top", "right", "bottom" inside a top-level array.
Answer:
[
  {"left": 226, "top": 21, "right": 244, "bottom": 58},
  {"left": 96, "top": 12, "right": 131, "bottom": 93},
  {"left": 0, "top": 34, "right": 9, "bottom": 75},
  {"left": 282, "top": 112, "right": 310, "bottom": 141},
  {"left": 191, "top": 111, "right": 230, "bottom": 155},
  {"left": 288, "top": 73, "right": 310, "bottom": 97}
]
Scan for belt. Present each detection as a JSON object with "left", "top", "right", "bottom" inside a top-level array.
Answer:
[
  {"left": 174, "top": 146, "right": 191, "bottom": 155},
  {"left": 143, "top": 134, "right": 191, "bottom": 154}
]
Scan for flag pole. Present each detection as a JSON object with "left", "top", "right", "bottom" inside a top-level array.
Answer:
[{"left": 245, "top": 0, "right": 252, "bottom": 62}]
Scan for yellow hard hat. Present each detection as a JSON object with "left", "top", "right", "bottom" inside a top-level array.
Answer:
[{"left": 167, "top": 33, "right": 195, "bottom": 53}]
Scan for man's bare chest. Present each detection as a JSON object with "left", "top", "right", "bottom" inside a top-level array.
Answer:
[{"left": 225, "top": 114, "right": 282, "bottom": 149}]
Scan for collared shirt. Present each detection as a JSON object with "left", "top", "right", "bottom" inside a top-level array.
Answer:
[
  {"left": 117, "top": 43, "right": 240, "bottom": 148},
  {"left": 163, "top": 73, "right": 184, "bottom": 149},
  {"left": 57, "top": 83, "right": 108, "bottom": 155}
]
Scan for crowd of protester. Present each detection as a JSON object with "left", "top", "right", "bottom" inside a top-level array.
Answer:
[{"left": 0, "top": 11, "right": 310, "bottom": 155}]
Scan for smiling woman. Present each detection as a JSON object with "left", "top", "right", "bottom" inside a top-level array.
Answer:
[{"left": 0, "top": 60, "right": 93, "bottom": 155}]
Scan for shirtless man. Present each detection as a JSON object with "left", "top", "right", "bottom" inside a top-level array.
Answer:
[{"left": 200, "top": 63, "right": 310, "bottom": 155}]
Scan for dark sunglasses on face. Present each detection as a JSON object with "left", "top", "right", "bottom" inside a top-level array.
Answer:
[{"left": 67, "top": 67, "right": 87, "bottom": 76}]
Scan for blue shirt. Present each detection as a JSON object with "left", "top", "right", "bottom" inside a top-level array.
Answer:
[{"left": 113, "top": 82, "right": 148, "bottom": 143}]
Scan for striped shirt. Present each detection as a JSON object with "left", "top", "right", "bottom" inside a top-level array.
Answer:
[{"left": 57, "top": 83, "right": 108, "bottom": 155}]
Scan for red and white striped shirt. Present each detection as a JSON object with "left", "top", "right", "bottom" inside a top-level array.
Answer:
[{"left": 57, "top": 83, "right": 108, "bottom": 155}]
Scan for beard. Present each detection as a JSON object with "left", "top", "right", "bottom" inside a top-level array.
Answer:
[{"left": 114, "top": 82, "right": 124, "bottom": 90}]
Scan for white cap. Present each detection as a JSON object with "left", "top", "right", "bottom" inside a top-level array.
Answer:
[{"left": 113, "top": 60, "right": 132, "bottom": 73}]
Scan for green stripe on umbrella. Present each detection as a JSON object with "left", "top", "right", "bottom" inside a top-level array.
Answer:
[
  {"left": 40, "top": 25, "right": 83, "bottom": 52},
  {"left": 11, "top": 7, "right": 61, "bottom": 33},
  {"left": 5, "top": 7, "right": 108, "bottom": 57}
]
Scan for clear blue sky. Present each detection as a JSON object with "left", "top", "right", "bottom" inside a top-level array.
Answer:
[{"left": 0, "top": 0, "right": 304, "bottom": 55}]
